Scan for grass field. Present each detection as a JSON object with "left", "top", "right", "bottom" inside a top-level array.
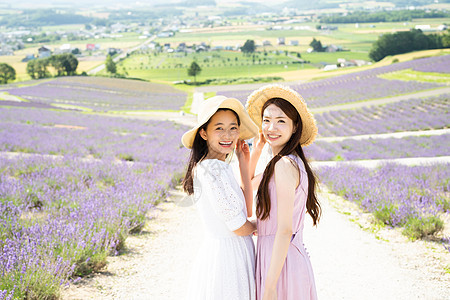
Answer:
[{"left": 112, "top": 49, "right": 372, "bottom": 83}]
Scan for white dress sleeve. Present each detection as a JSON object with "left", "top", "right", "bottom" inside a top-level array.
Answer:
[{"left": 197, "top": 160, "right": 247, "bottom": 232}]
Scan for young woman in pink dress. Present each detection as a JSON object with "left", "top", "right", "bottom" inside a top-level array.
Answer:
[{"left": 246, "top": 84, "right": 321, "bottom": 300}]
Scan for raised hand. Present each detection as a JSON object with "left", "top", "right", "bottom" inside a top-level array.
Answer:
[
  {"left": 235, "top": 139, "right": 250, "bottom": 164},
  {"left": 253, "top": 131, "right": 267, "bottom": 153}
]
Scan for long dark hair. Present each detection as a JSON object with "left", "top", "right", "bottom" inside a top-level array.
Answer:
[
  {"left": 256, "top": 98, "right": 321, "bottom": 226},
  {"left": 182, "top": 108, "right": 240, "bottom": 195}
]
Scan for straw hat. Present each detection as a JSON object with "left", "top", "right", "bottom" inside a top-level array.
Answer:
[
  {"left": 246, "top": 84, "right": 317, "bottom": 146},
  {"left": 181, "top": 95, "right": 259, "bottom": 149}
]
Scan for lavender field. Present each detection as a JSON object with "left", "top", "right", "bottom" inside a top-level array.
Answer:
[
  {"left": 1, "top": 55, "right": 449, "bottom": 299},
  {"left": 0, "top": 107, "right": 186, "bottom": 162},
  {"left": 1, "top": 77, "right": 187, "bottom": 112},
  {"left": 221, "top": 55, "right": 450, "bottom": 108},
  {"left": 305, "top": 134, "right": 450, "bottom": 161},
  {"left": 317, "top": 164, "right": 450, "bottom": 240},
  {"left": 0, "top": 106, "right": 189, "bottom": 299},
  {"left": 315, "top": 94, "right": 449, "bottom": 137}
]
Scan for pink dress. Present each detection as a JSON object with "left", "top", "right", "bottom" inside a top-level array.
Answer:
[{"left": 256, "top": 154, "right": 317, "bottom": 300}]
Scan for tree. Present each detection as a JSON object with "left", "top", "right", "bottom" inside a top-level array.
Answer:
[
  {"left": 369, "top": 29, "right": 446, "bottom": 62},
  {"left": 0, "top": 63, "right": 16, "bottom": 84},
  {"left": 49, "top": 53, "right": 78, "bottom": 76},
  {"left": 310, "top": 38, "right": 324, "bottom": 52},
  {"left": 105, "top": 55, "right": 117, "bottom": 74},
  {"left": 241, "top": 39, "right": 255, "bottom": 54},
  {"left": 187, "top": 61, "right": 201, "bottom": 83},
  {"left": 27, "top": 59, "right": 50, "bottom": 79},
  {"left": 443, "top": 29, "right": 450, "bottom": 48}
]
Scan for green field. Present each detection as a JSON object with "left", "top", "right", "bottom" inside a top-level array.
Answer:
[{"left": 113, "top": 49, "right": 371, "bottom": 83}]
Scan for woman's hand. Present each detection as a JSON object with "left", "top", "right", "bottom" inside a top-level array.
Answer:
[
  {"left": 236, "top": 139, "right": 250, "bottom": 165},
  {"left": 262, "top": 287, "right": 277, "bottom": 300},
  {"left": 251, "top": 220, "right": 258, "bottom": 236},
  {"left": 253, "top": 131, "right": 267, "bottom": 153}
]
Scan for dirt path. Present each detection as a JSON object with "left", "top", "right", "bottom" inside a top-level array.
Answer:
[
  {"left": 317, "top": 128, "right": 450, "bottom": 142},
  {"left": 62, "top": 187, "right": 450, "bottom": 300}
]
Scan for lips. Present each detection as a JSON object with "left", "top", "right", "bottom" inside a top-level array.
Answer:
[
  {"left": 267, "top": 134, "right": 281, "bottom": 141},
  {"left": 219, "top": 141, "right": 233, "bottom": 147}
]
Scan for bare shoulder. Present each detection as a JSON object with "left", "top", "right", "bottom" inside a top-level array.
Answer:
[{"left": 274, "top": 156, "right": 299, "bottom": 184}]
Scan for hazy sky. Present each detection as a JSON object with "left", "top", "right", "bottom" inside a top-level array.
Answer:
[{"left": 0, "top": 0, "right": 287, "bottom": 6}]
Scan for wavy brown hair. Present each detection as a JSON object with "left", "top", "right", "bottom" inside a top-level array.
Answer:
[
  {"left": 182, "top": 108, "right": 240, "bottom": 195},
  {"left": 256, "top": 98, "right": 321, "bottom": 226}
]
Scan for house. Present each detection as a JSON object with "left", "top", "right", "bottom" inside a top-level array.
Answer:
[
  {"left": 415, "top": 25, "right": 431, "bottom": 31},
  {"left": 38, "top": 46, "right": 51, "bottom": 58},
  {"left": 22, "top": 54, "right": 35, "bottom": 62},
  {"left": 86, "top": 44, "right": 96, "bottom": 51},
  {"left": 262, "top": 40, "right": 271, "bottom": 46},
  {"left": 107, "top": 48, "right": 120, "bottom": 55},
  {"left": 277, "top": 37, "right": 285, "bottom": 45},
  {"left": 59, "top": 44, "right": 72, "bottom": 53},
  {"left": 290, "top": 40, "right": 299, "bottom": 46},
  {"left": 325, "top": 44, "right": 342, "bottom": 52},
  {"left": 323, "top": 64, "right": 338, "bottom": 71},
  {"left": 157, "top": 31, "right": 174, "bottom": 38}
]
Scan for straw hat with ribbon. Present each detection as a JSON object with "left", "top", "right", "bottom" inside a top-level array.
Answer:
[
  {"left": 246, "top": 84, "right": 318, "bottom": 146},
  {"left": 182, "top": 95, "right": 259, "bottom": 149}
]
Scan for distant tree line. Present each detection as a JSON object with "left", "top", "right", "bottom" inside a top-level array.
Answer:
[
  {"left": 26, "top": 54, "right": 79, "bottom": 79},
  {"left": 320, "top": 9, "right": 450, "bottom": 24},
  {"left": 369, "top": 29, "right": 450, "bottom": 62},
  {"left": 0, "top": 9, "right": 94, "bottom": 28}
]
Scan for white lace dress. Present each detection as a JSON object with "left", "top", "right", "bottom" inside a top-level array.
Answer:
[{"left": 187, "top": 159, "right": 256, "bottom": 300}]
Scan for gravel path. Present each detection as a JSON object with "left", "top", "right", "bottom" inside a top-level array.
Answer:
[
  {"left": 316, "top": 128, "right": 450, "bottom": 142},
  {"left": 62, "top": 187, "right": 450, "bottom": 300}
]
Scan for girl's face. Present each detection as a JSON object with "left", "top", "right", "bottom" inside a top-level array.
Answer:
[
  {"left": 262, "top": 104, "right": 295, "bottom": 154},
  {"left": 200, "top": 110, "right": 240, "bottom": 161}
]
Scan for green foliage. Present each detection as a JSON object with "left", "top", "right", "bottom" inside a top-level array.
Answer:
[
  {"left": 320, "top": 9, "right": 450, "bottom": 24},
  {"left": 187, "top": 61, "right": 202, "bottom": 83},
  {"left": 403, "top": 216, "right": 444, "bottom": 240},
  {"left": 369, "top": 29, "right": 447, "bottom": 62},
  {"left": 310, "top": 38, "right": 325, "bottom": 52},
  {"left": 0, "top": 9, "right": 94, "bottom": 28},
  {"left": 0, "top": 63, "right": 16, "bottom": 84},
  {"left": 26, "top": 59, "right": 50, "bottom": 79},
  {"left": 105, "top": 55, "right": 117, "bottom": 74},
  {"left": 49, "top": 53, "right": 78, "bottom": 76},
  {"left": 241, "top": 39, "right": 256, "bottom": 54}
]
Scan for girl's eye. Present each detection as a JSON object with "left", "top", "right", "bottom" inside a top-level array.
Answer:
[
  {"left": 231, "top": 127, "right": 238, "bottom": 130},
  {"left": 216, "top": 127, "right": 223, "bottom": 130},
  {"left": 263, "top": 119, "right": 269, "bottom": 123},
  {"left": 278, "top": 120, "right": 285, "bottom": 123}
]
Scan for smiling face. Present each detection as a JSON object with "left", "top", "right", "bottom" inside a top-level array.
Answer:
[
  {"left": 199, "top": 109, "right": 240, "bottom": 161},
  {"left": 262, "top": 103, "right": 296, "bottom": 155}
]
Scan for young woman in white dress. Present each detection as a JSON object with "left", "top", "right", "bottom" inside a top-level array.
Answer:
[{"left": 181, "top": 95, "right": 259, "bottom": 299}]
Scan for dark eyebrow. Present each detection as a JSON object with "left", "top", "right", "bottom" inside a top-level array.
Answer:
[
  {"left": 263, "top": 116, "right": 286, "bottom": 119},
  {"left": 214, "top": 122, "right": 238, "bottom": 126}
]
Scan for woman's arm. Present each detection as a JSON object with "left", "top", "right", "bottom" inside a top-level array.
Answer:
[
  {"left": 236, "top": 140, "right": 253, "bottom": 217},
  {"left": 250, "top": 132, "right": 266, "bottom": 190},
  {"left": 234, "top": 220, "right": 257, "bottom": 236},
  {"left": 263, "top": 157, "right": 299, "bottom": 299}
]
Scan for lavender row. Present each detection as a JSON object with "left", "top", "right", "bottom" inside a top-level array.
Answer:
[
  {"left": 305, "top": 134, "right": 450, "bottom": 161},
  {"left": 0, "top": 107, "right": 187, "bottom": 163},
  {"left": 220, "top": 55, "right": 449, "bottom": 108},
  {"left": 317, "top": 163, "right": 449, "bottom": 239},
  {"left": 0, "top": 106, "right": 190, "bottom": 298},
  {"left": 315, "top": 94, "right": 449, "bottom": 137},
  {"left": 0, "top": 154, "right": 186, "bottom": 299},
  {"left": 412, "top": 54, "right": 450, "bottom": 73},
  {"left": 3, "top": 77, "right": 187, "bottom": 111}
]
